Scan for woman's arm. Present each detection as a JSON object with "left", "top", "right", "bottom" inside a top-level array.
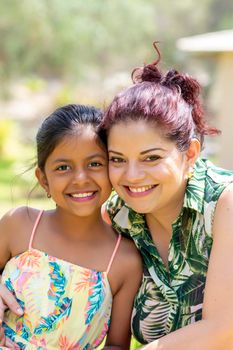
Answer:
[
  {"left": 0, "top": 209, "right": 26, "bottom": 349},
  {"left": 0, "top": 285, "right": 23, "bottom": 349},
  {"left": 0, "top": 284, "right": 23, "bottom": 323},
  {"left": 104, "top": 241, "right": 143, "bottom": 350},
  {"left": 140, "top": 183, "right": 233, "bottom": 350}
]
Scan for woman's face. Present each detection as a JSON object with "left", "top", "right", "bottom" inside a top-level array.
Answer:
[{"left": 108, "top": 119, "right": 196, "bottom": 216}]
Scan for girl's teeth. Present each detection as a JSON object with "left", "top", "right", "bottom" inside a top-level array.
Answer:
[
  {"left": 71, "top": 192, "right": 94, "bottom": 198},
  {"left": 128, "top": 185, "right": 153, "bottom": 193}
]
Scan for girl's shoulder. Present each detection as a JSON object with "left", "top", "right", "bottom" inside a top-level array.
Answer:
[
  {"left": 115, "top": 234, "right": 142, "bottom": 276},
  {"left": 0, "top": 206, "right": 42, "bottom": 255},
  {"left": 106, "top": 231, "right": 142, "bottom": 296},
  {"left": 1, "top": 206, "right": 41, "bottom": 228}
]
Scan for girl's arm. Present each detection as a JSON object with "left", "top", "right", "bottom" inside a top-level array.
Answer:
[
  {"left": 140, "top": 183, "right": 233, "bottom": 350},
  {"left": 104, "top": 240, "right": 143, "bottom": 350}
]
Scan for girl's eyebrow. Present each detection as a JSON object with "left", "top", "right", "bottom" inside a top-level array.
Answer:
[
  {"left": 109, "top": 148, "right": 166, "bottom": 155},
  {"left": 52, "top": 158, "right": 70, "bottom": 164},
  {"left": 51, "top": 154, "right": 107, "bottom": 164},
  {"left": 86, "top": 153, "right": 107, "bottom": 160}
]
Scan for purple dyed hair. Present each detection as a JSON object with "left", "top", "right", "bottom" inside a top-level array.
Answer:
[{"left": 101, "top": 43, "right": 220, "bottom": 151}]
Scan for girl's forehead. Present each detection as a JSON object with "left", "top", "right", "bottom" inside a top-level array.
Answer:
[
  {"left": 45, "top": 128, "right": 101, "bottom": 158},
  {"left": 59, "top": 125, "right": 97, "bottom": 144}
]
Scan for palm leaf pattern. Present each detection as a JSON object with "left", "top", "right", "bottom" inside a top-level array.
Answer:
[
  {"left": 107, "top": 158, "right": 233, "bottom": 343},
  {"left": 47, "top": 261, "right": 67, "bottom": 302},
  {"left": 34, "top": 297, "right": 72, "bottom": 334},
  {"left": 34, "top": 261, "right": 71, "bottom": 334},
  {"left": 85, "top": 271, "right": 105, "bottom": 325}
]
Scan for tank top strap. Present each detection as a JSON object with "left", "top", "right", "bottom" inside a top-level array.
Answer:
[
  {"left": 106, "top": 234, "right": 122, "bottom": 275},
  {"left": 28, "top": 210, "right": 44, "bottom": 250}
]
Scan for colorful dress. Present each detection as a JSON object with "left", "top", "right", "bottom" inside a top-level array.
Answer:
[
  {"left": 2, "top": 211, "right": 121, "bottom": 349},
  {"left": 106, "top": 158, "right": 233, "bottom": 344}
]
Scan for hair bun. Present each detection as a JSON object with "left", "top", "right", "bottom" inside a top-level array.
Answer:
[
  {"left": 163, "top": 69, "right": 200, "bottom": 106},
  {"left": 132, "top": 64, "right": 162, "bottom": 84},
  {"left": 131, "top": 41, "right": 162, "bottom": 84}
]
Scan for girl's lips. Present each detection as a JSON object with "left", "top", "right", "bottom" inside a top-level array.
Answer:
[
  {"left": 67, "top": 191, "right": 97, "bottom": 202},
  {"left": 123, "top": 185, "right": 157, "bottom": 198}
]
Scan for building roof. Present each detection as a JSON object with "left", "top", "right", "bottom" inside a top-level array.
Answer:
[{"left": 177, "top": 29, "right": 233, "bottom": 53}]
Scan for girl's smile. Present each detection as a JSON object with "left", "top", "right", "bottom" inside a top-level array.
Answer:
[{"left": 37, "top": 126, "right": 112, "bottom": 217}]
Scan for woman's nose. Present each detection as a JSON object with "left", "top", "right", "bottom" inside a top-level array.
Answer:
[{"left": 125, "top": 162, "right": 145, "bottom": 183}]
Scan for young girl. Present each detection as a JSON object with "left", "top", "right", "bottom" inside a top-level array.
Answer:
[{"left": 0, "top": 104, "right": 142, "bottom": 350}]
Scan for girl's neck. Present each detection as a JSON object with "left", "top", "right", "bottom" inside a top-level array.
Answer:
[{"left": 49, "top": 208, "right": 105, "bottom": 241}]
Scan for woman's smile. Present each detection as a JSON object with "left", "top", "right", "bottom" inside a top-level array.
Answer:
[
  {"left": 108, "top": 119, "right": 189, "bottom": 215},
  {"left": 124, "top": 184, "right": 157, "bottom": 197}
]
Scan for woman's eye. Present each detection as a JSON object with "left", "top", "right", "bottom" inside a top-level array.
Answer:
[
  {"left": 56, "top": 165, "right": 70, "bottom": 171},
  {"left": 109, "top": 157, "right": 125, "bottom": 163},
  {"left": 145, "top": 155, "right": 161, "bottom": 162}
]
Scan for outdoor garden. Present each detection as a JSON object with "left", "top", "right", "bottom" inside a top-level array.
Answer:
[{"left": 0, "top": 1, "right": 233, "bottom": 348}]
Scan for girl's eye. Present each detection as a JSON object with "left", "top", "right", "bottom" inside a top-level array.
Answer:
[
  {"left": 109, "top": 157, "right": 125, "bottom": 163},
  {"left": 56, "top": 165, "right": 71, "bottom": 171},
  {"left": 88, "top": 161, "right": 103, "bottom": 168}
]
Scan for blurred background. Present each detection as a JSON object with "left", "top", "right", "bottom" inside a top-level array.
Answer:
[{"left": 0, "top": 0, "right": 233, "bottom": 216}]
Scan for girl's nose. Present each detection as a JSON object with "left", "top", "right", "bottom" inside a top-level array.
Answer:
[{"left": 72, "top": 168, "right": 89, "bottom": 184}]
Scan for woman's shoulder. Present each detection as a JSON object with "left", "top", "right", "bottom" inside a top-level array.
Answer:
[
  {"left": 190, "top": 158, "right": 233, "bottom": 207},
  {"left": 215, "top": 182, "right": 233, "bottom": 209}
]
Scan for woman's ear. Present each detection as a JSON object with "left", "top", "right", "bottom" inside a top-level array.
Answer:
[
  {"left": 35, "top": 167, "right": 49, "bottom": 193},
  {"left": 186, "top": 138, "right": 201, "bottom": 167}
]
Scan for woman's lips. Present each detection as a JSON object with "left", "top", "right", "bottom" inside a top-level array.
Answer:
[{"left": 124, "top": 185, "right": 157, "bottom": 197}]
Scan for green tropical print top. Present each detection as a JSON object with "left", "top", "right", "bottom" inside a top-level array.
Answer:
[{"left": 106, "top": 158, "right": 233, "bottom": 344}]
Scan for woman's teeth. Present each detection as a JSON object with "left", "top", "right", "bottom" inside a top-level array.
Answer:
[{"left": 128, "top": 185, "right": 154, "bottom": 193}]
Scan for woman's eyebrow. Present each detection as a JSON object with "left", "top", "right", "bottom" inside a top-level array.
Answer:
[
  {"left": 140, "top": 148, "right": 166, "bottom": 155},
  {"left": 108, "top": 150, "right": 123, "bottom": 155},
  {"left": 108, "top": 148, "right": 166, "bottom": 155}
]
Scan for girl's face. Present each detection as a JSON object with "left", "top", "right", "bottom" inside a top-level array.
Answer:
[
  {"left": 108, "top": 119, "right": 198, "bottom": 217},
  {"left": 36, "top": 125, "right": 112, "bottom": 217}
]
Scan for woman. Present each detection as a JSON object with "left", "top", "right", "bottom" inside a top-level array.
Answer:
[
  {"left": 100, "top": 45, "right": 233, "bottom": 349},
  {"left": 2, "top": 45, "right": 233, "bottom": 349}
]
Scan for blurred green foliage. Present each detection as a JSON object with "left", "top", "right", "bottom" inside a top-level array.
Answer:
[
  {"left": 0, "top": 119, "right": 21, "bottom": 157},
  {"left": 0, "top": 0, "right": 232, "bottom": 93},
  {"left": 0, "top": 152, "right": 53, "bottom": 216}
]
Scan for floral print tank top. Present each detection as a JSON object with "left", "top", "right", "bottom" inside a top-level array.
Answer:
[{"left": 2, "top": 211, "right": 121, "bottom": 349}]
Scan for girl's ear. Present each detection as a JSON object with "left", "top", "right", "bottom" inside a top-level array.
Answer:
[
  {"left": 186, "top": 138, "right": 201, "bottom": 167},
  {"left": 35, "top": 167, "right": 49, "bottom": 193}
]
